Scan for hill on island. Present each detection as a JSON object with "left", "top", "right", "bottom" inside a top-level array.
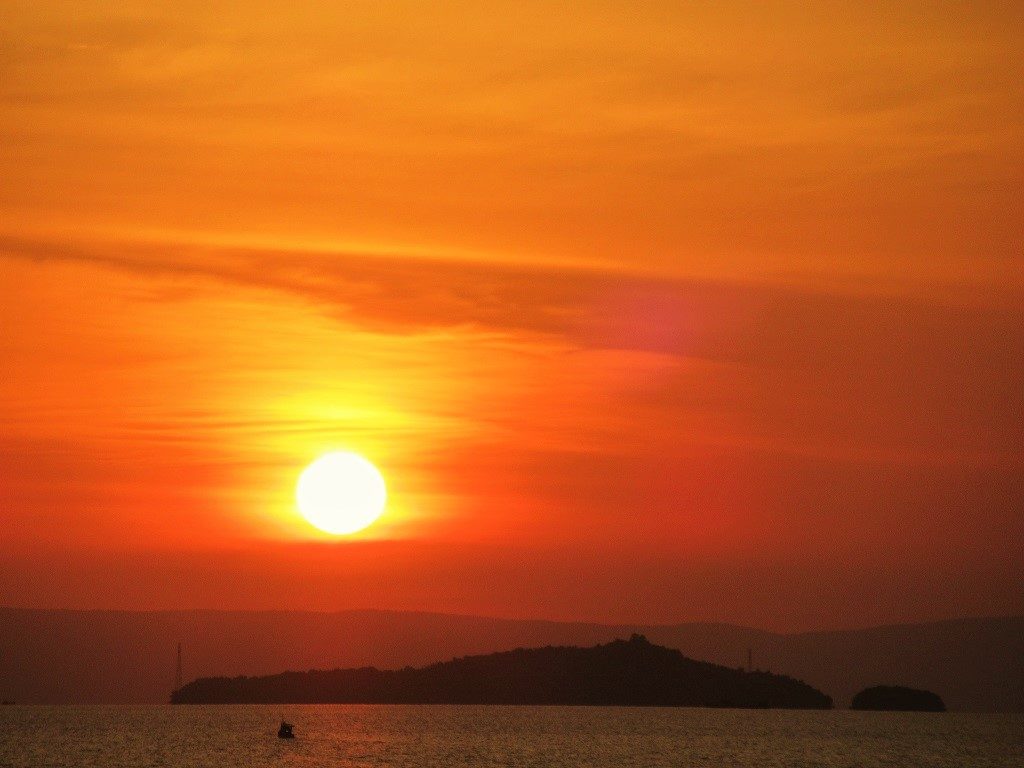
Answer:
[{"left": 171, "top": 634, "right": 832, "bottom": 708}]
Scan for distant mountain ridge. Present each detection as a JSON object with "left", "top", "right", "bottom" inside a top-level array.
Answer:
[
  {"left": 0, "top": 608, "right": 1020, "bottom": 710},
  {"left": 171, "top": 634, "right": 833, "bottom": 708}
]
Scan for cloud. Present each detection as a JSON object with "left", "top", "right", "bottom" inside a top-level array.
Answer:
[{"left": 3, "top": 233, "right": 1020, "bottom": 471}]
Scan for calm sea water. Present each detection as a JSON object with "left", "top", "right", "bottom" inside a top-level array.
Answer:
[{"left": 0, "top": 705, "right": 1021, "bottom": 768}]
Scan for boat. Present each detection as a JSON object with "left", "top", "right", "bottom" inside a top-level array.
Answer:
[{"left": 277, "top": 721, "right": 295, "bottom": 739}]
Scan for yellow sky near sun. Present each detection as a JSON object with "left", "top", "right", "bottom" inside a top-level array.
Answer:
[
  {"left": 0, "top": 249, "right": 708, "bottom": 540},
  {"left": 0, "top": 255, "right": 535, "bottom": 544}
]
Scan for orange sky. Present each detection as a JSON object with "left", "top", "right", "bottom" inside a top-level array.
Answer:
[{"left": 1, "top": 1, "right": 1022, "bottom": 630}]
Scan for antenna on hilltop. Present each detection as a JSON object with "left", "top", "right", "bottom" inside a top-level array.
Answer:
[
  {"left": 747, "top": 648, "right": 752, "bottom": 673},
  {"left": 175, "top": 642, "right": 183, "bottom": 692}
]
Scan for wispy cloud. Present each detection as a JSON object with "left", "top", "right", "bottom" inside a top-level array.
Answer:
[{"left": 3, "top": 233, "right": 1021, "bottom": 468}]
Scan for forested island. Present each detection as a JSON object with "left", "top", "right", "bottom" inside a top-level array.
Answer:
[
  {"left": 172, "top": 634, "right": 832, "bottom": 709},
  {"left": 851, "top": 685, "right": 946, "bottom": 712}
]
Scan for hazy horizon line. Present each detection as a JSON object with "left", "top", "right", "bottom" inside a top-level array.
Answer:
[{"left": 2, "top": 604, "right": 1019, "bottom": 637}]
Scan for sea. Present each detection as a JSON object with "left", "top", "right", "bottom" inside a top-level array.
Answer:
[{"left": 0, "top": 705, "right": 1021, "bottom": 768}]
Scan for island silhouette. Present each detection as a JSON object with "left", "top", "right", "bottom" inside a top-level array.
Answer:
[
  {"left": 170, "top": 634, "right": 832, "bottom": 708},
  {"left": 851, "top": 685, "right": 945, "bottom": 712}
]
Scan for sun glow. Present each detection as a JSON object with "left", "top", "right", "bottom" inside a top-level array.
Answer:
[{"left": 296, "top": 452, "right": 387, "bottom": 535}]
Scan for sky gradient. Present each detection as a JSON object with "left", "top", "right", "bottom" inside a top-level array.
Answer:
[{"left": 1, "top": 1, "right": 1022, "bottom": 630}]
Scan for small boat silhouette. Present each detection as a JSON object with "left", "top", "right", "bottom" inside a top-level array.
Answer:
[{"left": 277, "top": 721, "right": 295, "bottom": 739}]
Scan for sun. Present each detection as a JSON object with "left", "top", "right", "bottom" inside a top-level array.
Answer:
[{"left": 295, "top": 452, "right": 387, "bottom": 535}]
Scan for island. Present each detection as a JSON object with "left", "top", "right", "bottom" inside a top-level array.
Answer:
[
  {"left": 851, "top": 685, "right": 946, "bottom": 712},
  {"left": 172, "top": 634, "right": 832, "bottom": 709}
]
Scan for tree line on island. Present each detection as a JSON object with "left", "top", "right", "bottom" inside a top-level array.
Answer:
[{"left": 172, "top": 634, "right": 834, "bottom": 708}]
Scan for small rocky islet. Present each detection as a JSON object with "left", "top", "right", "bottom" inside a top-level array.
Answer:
[{"left": 851, "top": 685, "right": 946, "bottom": 712}]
